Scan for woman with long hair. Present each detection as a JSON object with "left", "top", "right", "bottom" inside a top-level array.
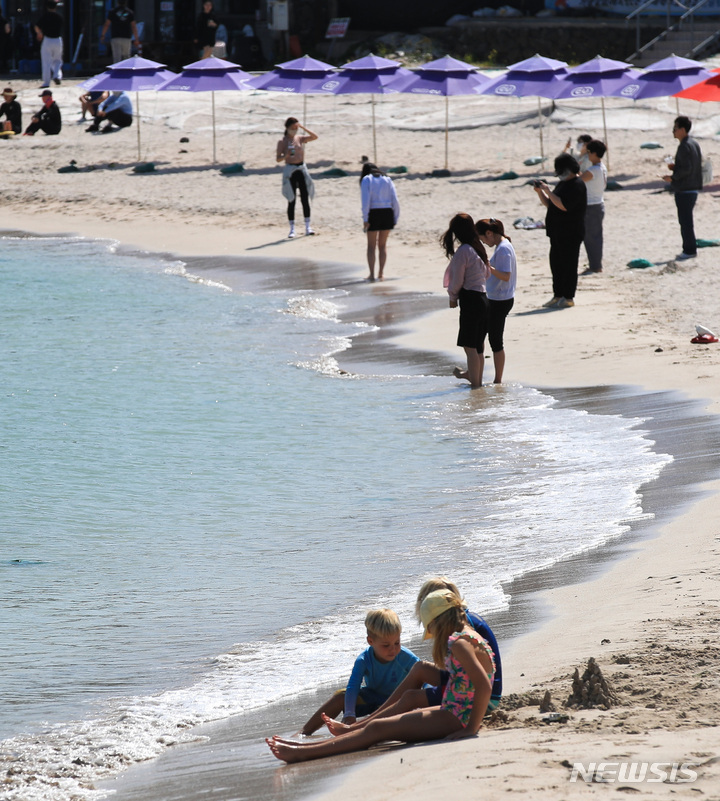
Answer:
[
  {"left": 441, "top": 213, "right": 490, "bottom": 388},
  {"left": 360, "top": 162, "right": 400, "bottom": 281}
]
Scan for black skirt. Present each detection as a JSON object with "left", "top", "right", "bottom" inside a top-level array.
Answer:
[
  {"left": 367, "top": 207, "right": 395, "bottom": 231},
  {"left": 456, "top": 288, "right": 488, "bottom": 351}
]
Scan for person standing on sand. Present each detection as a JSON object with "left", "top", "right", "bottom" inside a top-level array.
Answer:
[
  {"left": 533, "top": 153, "right": 587, "bottom": 309},
  {"left": 442, "top": 213, "right": 490, "bottom": 389},
  {"left": 100, "top": 0, "right": 140, "bottom": 63},
  {"left": 34, "top": 0, "right": 63, "bottom": 89},
  {"left": 276, "top": 116, "right": 317, "bottom": 238},
  {"left": 476, "top": 218, "right": 516, "bottom": 384},
  {"left": 580, "top": 139, "right": 607, "bottom": 275},
  {"left": 360, "top": 162, "right": 400, "bottom": 282},
  {"left": 663, "top": 115, "right": 702, "bottom": 261},
  {"left": 194, "top": 0, "right": 219, "bottom": 59}
]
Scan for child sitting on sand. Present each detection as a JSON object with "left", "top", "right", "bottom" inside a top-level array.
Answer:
[
  {"left": 321, "top": 576, "right": 502, "bottom": 736},
  {"left": 301, "top": 607, "right": 419, "bottom": 735},
  {"left": 268, "top": 589, "right": 495, "bottom": 762}
]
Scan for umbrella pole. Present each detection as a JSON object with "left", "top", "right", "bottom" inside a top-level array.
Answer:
[
  {"left": 445, "top": 95, "right": 449, "bottom": 171},
  {"left": 303, "top": 94, "right": 307, "bottom": 127},
  {"left": 371, "top": 94, "right": 377, "bottom": 164},
  {"left": 537, "top": 97, "right": 544, "bottom": 164},
  {"left": 212, "top": 91, "right": 217, "bottom": 164},
  {"left": 136, "top": 91, "right": 141, "bottom": 161},
  {"left": 601, "top": 97, "right": 610, "bottom": 173}
]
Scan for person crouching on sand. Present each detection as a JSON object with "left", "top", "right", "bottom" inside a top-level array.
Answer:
[
  {"left": 266, "top": 589, "right": 495, "bottom": 763},
  {"left": 441, "top": 213, "right": 490, "bottom": 388},
  {"left": 300, "top": 608, "right": 419, "bottom": 736}
]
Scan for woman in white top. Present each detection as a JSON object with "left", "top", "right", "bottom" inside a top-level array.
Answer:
[
  {"left": 442, "top": 213, "right": 490, "bottom": 388},
  {"left": 360, "top": 163, "right": 400, "bottom": 281},
  {"left": 476, "top": 218, "right": 517, "bottom": 384},
  {"left": 276, "top": 116, "right": 318, "bottom": 238}
]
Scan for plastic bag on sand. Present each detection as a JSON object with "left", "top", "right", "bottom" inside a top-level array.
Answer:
[{"left": 513, "top": 216, "right": 544, "bottom": 230}]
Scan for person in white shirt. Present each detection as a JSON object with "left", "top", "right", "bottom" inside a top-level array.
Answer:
[
  {"left": 580, "top": 139, "right": 607, "bottom": 274},
  {"left": 476, "top": 218, "right": 517, "bottom": 384},
  {"left": 360, "top": 163, "right": 400, "bottom": 281}
]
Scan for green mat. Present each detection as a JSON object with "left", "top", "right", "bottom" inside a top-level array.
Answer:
[
  {"left": 57, "top": 163, "right": 79, "bottom": 173},
  {"left": 317, "top": 167, "right": 348, "bottom": 177},
  {"left": 627, "top": 258, "right": 653, "bottom": 269},
  {"left": 426, "top": 168, "right": 451, "bottom": 177},
  {"left": 494, "top": 170, "right": 518, "bottom": 181},
  {"left": 523, "top": 156, "right": 545, "bottom": 166},
  {"left": 640, "top": 142, "right": 663, "bottom": 149},
  {"left": 220, "top": 163, "right": 245, "bottom": 175},
  {"left": 133, "top": 162, "right": 156, "bottom": 173},
  {"left": 606, "top": 179, "right": 623, "bottom": 191},
  {"left": 386, "top": 166, "right": 408, "bottom": 174},
  {"left": 697, "top": 238, "right": 720, "bottom": 248}
]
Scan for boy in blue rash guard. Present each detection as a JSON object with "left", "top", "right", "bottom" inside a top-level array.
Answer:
[
  {"left": 322, "top": 577, "right": 502, "bottom": 737},
  {"left": 301, "top": 608, "right": 419, "bottom": 735}
]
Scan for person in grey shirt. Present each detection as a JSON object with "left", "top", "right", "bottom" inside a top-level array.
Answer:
[{"left": 663, "top": 115, "right": 703, "bottom": 260}]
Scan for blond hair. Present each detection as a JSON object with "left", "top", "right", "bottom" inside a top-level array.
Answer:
[
  {"left": 365, "top": 608, "right": 401, "bottom": 639},
  {"left": 415, "top": 577, "right": 463, "bottom": 622}
]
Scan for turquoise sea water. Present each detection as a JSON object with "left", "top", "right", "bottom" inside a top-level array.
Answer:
[{"left": 0, "top": 235, "right": 671, "bottom": 800}]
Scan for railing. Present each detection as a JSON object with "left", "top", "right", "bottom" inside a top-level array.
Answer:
[{"left": 626, "top": 0, "right": 717, "bottom": 62}]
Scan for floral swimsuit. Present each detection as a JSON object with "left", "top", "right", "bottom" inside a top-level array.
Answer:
[{"left": 441, "top": 629, "right": 496, "bottom": 726}]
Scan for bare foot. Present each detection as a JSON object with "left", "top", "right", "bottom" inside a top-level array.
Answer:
[
  {"left": 266, "top": 736, "right": 307, "bottom": 763},
  {"left": 453, "top": 367, "right": 469, "bottom": 380},
  {"left": 378, "top": 272, "right": 384, "bottom": 281},
  {"left": 367, "top": 274, "right": 375, "bottom": 282},
  {"left": 322, "top": 713, "right": 352, "bottom": 735}
]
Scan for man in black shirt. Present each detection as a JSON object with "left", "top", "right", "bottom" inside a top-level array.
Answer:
[
  {"left": 663, "top": 115, "right": 703, "bottom": 260},
  {"left": 23, "top": 89, "right": 61, "bottom": 136},
  {"left": 34, "top": 0, "right": 63, "bottom": 88},
  {"left": 100, "top": 0, "right": 140, "bottom": 63}
]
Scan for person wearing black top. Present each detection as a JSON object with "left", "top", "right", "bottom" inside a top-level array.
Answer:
[
  {"left": 34, "top": 0, "right": 63, "bottom": 88},
  {"left": 24, "top": 89, "right": 61, "bottom": 136},
  {"left": 663, "top": 115, "right": 703, "bottom": 260},
  {"left": 0, "top": 87, "right": 21, "bottom": 134},
  {"left": 100, "top": 0, "right": 140, "bottom": 63},
  {"left": 533, "top": 153, "right": 587, "bottom": 309},
  {"left": 194, "top": 0, "right": 218, "bottom": 59}
]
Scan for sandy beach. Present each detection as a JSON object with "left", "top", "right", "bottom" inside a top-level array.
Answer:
[{"left": 5, "top": 69, "right": 720, "bottom": 797}]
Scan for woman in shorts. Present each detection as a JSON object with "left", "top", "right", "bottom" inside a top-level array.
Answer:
[{"left": 360, "top": 162, "right": 400, "bottom": 281}]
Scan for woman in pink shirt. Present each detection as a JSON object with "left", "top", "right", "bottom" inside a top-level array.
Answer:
[{"left": 441, "top": 213, "right": 490, "bottom": 388}]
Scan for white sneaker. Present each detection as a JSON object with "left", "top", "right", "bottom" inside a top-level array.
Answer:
[
  {"left": 542, "top": 296, "right": 560, "bottom": 308},
  {"left": 305, "top": 227, "right": 315, "bottom": 236},
  {"left": 675, "top": 252, "right": 696, "bottom": 261},
  {"left": 288, "top": 230, "right": 296, "bottom": 239}
]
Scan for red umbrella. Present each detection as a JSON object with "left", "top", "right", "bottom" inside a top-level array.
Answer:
[{"left": 674, "top": 68, "right": 720, "bottom": 102}]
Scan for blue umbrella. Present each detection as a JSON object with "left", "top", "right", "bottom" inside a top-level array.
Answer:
[
  {"left": 399, "top": 56, "right": 490, "bottom": 170},
  {"left": 480, "top": 54, "right": 569, "bottom": 162},
  {"left": 79, "top": 56, "right": 176, "bottom": 161},
  {"left": 159, "top": 57, "right": 252, "bottom": 163},
  {"left": 323, "top": 54, "right": 413, "bottom": 163}
]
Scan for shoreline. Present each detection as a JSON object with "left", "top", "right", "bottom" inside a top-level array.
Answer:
[{"left": 6, "top": 77, "right": 720, "bottom": 798}]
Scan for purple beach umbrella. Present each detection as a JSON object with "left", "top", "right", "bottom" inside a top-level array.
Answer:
[
  {"left": 618, "top": 55, "right": 713, "bottom": 102},
  {"left": 79, "top": 56, "right": 176, "bottom": 161},
  {"left": 480, "top": 54, "right": 569, "bottom": 162},
  {"left": 159, "top": 57, "right": 253, "bottom": 163},
  {"left": 246, "top": 55, "right": 337, "bottom": 134},
  {"left": 399, "top": 56, "right": 490, "bottom": 170},
  {"left": 323, "top": 54, "right": 413, "bottom": 163},
  {"left": 551, "top": 56, "right": 638, "bottom": 171}
]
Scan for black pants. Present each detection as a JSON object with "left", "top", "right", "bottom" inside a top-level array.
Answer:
[
  {"left": 549, "top": 236, "right": 582, "bottom": 300},
  {"left": 287, "top": 170, "right": 310, "bottom": 221},
  {"left": 89, "top": 109, "right": 133, "bottom": 130},
  {"left": 488, "top": 297, "right": 514, "bottom": 352},
  {"left": 24, "top": 119, "right": 60, "bottom": 135}
]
